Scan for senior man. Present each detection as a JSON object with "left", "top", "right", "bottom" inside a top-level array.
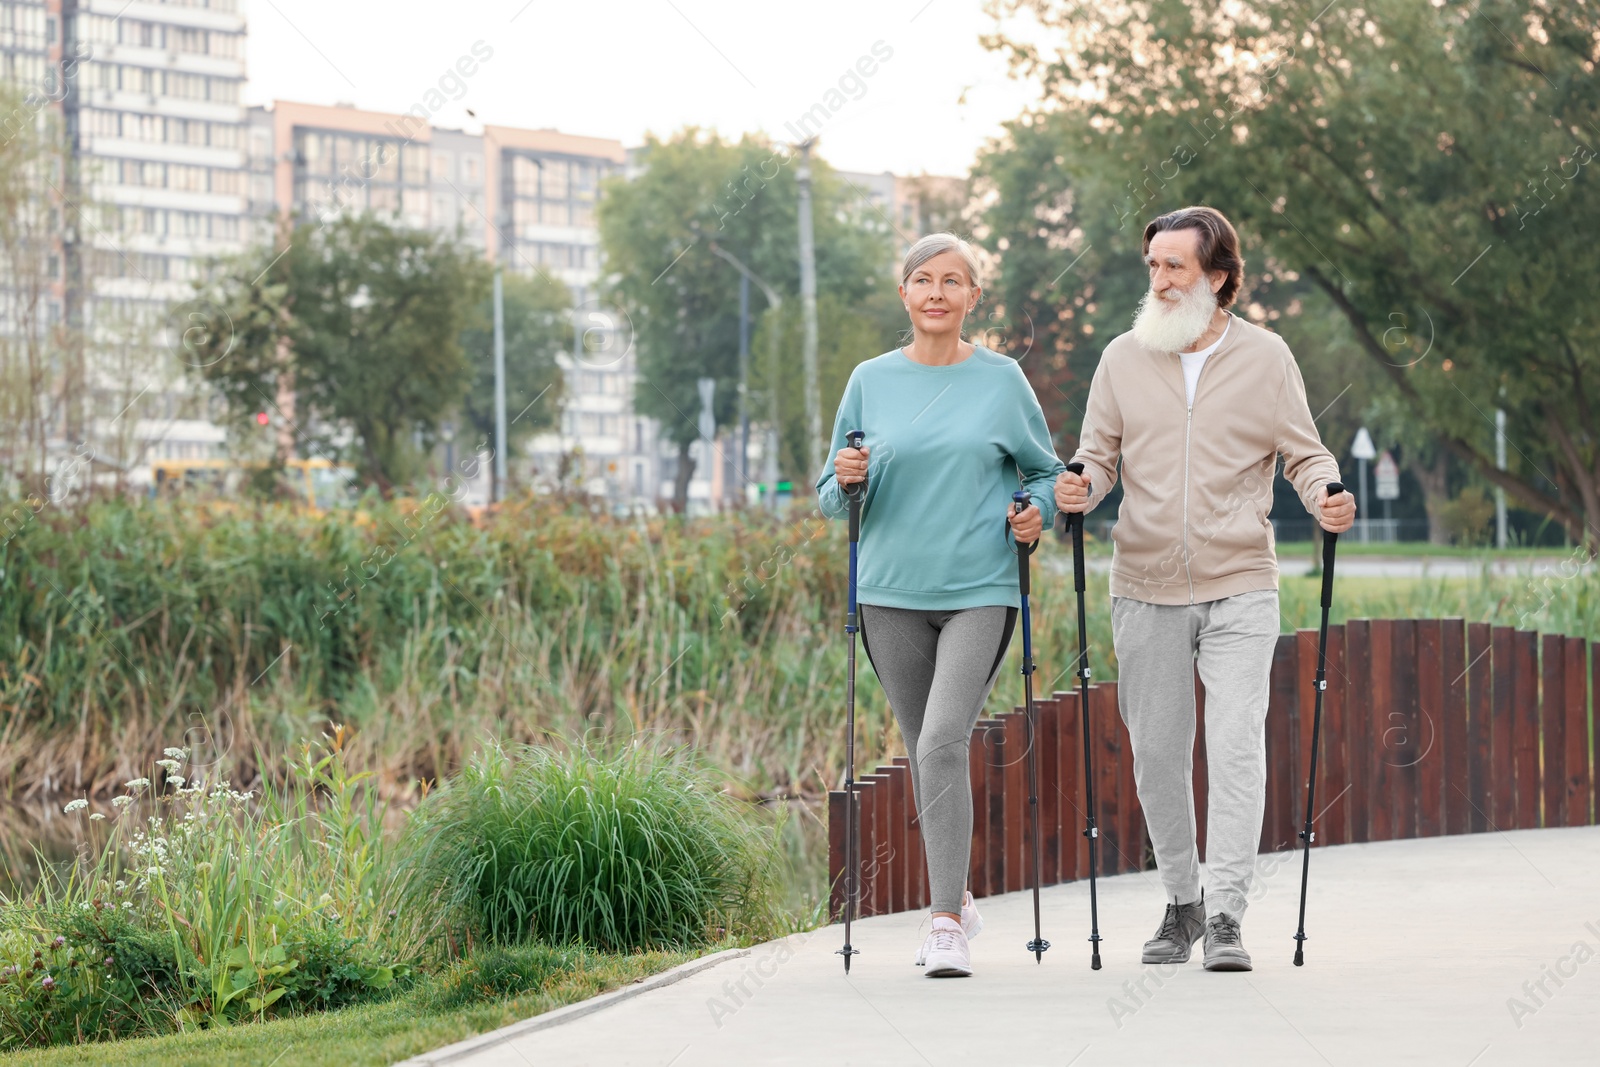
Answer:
[{"left": 1056, "top": 205, "right": 1355, "bottom": 971}]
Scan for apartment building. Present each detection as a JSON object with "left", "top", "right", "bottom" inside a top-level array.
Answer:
[
  {"left": 249, "top": 100, "right": 666, "bottom": 507},
  {"left": 0, "top": 0, "right": 246, "bottom": 472}
]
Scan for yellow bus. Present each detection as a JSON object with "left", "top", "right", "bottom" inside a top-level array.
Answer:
[{"left": 149, "top": 458, "right": 357, "bottom": 511}]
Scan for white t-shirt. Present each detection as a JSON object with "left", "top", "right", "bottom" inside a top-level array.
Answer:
[{"left": 1179, "top": 317, "right": 1230, "bottom": 407}]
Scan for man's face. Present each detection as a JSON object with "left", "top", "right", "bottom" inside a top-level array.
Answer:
[{"left": 1145, "top": 228, "right": 1223, "bottom": 301}]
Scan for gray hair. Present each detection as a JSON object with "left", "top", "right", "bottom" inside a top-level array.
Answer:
[{"left": 900, "top": 232, "right": 982, "bottom": 289}]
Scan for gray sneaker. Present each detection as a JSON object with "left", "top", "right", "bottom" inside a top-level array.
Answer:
[
  {"left": 1203, "top": 912, "right": 1252, "bottom": 971},
  {"left": 1141, "top": 894, "right": 1206, "bottom": 964}
]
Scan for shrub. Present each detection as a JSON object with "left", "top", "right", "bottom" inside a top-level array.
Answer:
[
  {"left": 399, "top": 741, "right": 788, "bottom": 953},
  {"left": 0, "top": 731, "right": 411, "bottom": 1050}
]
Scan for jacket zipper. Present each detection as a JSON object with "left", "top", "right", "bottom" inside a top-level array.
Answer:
[
  {"left": 1182, "top": 399, "right": 1194, "bottom": 605},
  {"left": 1182, "top": 316, "right": 1229, "bottom": 605}
]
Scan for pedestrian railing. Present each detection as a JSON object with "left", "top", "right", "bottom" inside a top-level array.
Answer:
[{"left": 828, "top": 619, "right": 1597, "bottom": 919}]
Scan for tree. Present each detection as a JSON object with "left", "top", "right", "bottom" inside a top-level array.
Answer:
[
  {"left": 597, "top": 129, "right": 890, "bottom": 510},
  {"left": 194, "top": 215, "right": 490, "bottom": 492},
  {"left": 457, "top": 270, "right": 569, "bottom": 482},
  {"left": 985, "top": 0, "right": 1600, "bottom": 549}
]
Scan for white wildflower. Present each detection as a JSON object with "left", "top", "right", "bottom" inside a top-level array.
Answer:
[
  {"left": 63, "top": 799, "right": 88, "bottom": 814},
  {"left": 112, "top": 795, "right": 133, "bottom": 808},
  {"left": 163, "top": 747, "right": 188, "bottom": 760},
  {"left": 89, "top": 813, "right": 106, "bottom": 821},
  {"left": 125, "top": 778, "right": 150, "bottom": 790},
  {"left": 167, "top": 776, "right": 185, "bottom": 789},
  {"left": 156, "top": 759, "right": 180, "bottom": 774}
]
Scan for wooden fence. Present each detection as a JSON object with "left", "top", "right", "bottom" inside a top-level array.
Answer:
[{"left": 828, "top": 619, "right": 1597, "bottom": 919}]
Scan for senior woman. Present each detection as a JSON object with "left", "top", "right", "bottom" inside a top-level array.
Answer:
[{"left": 816, "top": 232, "right": 1065, "bottom": 978}]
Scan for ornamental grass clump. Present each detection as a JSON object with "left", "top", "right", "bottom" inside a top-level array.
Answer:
[{"left": 399, "top": 741, "right": 788, "bottom": 954}]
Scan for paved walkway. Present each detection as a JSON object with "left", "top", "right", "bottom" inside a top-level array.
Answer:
[{"left": 432, "top": 827, "right": 1600, "bottom": 1066}]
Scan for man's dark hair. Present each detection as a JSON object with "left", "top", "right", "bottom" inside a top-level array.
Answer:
[{"left": 1142, "top": 206, "right": 1244, "bottom": 309}]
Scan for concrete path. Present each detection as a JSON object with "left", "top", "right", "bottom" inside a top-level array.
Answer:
[{"left": 431, "top": 827, "right": 1600, "bottom": 1066}]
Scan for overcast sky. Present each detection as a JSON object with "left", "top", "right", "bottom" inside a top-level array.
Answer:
[{"left": 245, "top": 0, "right": 1041, "bottom": 176}]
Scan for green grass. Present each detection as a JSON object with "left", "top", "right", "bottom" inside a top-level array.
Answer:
[{"left": 0, "top": 942, "right": 699, "bottom": 1067}]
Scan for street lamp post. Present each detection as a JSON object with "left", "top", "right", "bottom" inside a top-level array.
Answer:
[{"left": 707, "top": 242, "right": 783, "bottom": 512}]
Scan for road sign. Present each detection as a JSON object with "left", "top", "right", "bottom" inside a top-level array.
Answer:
[
  {"left": 1351, "top": 426, "right": 1377, "bottom": 461},
  {"left": 1376, "top": 450, "right": 1400, "bottom": 500}
]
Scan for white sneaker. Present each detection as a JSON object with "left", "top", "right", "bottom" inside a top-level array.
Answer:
[
  {"left": 919, "top": 916, "right": 972, "bottom": 978},
  {"left": 914, "top": 893, "right": 983, "bottom": 965}
]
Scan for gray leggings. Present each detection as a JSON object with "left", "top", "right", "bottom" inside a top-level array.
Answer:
[{"left": 859, "top": 603, "right": 1016, "bottom": 914}]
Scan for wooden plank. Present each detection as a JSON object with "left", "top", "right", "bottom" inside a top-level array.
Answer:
[
  {"left": 1513, "top": 630, "right": 1541, "bottom": 828},
  {"left": 828, "top": 789, "right": 846, "bottom": 921},
  {"left": 1321, "top": 625, "right": 1351, "bottom": 846},
  {"left": 877, "top": 763, "right": 906, "bottom": 914},
  {"left": 1054, "top": 690, "right": 1084, "bottom": 884},
  {"left": 849, "top": 780, "right": 873, "bottom": 916},
  {"left": 870, "top": 772, "right": 898, "bottom": 916},
  {"left": 1264, "top": 634, "right": 1299, "bottom": 852},
  {"left": 1002, "top": 712, "right": 1028, "bottom": 893},
  {"left": 1092, "top": 684, "right": 1126, "bottom": 875},
  {"left": 1491, "top": 627, "right": 1517, "bottom": 830},
  {"left": 967, "top": 721, "right": 991, "bottom": 898},
  {"left": 983, "top": 720, "right": 1008, "bottom": 897},
  {"left": 1294, "top": 628, "right": 1319, "bottom": 852},
  {"left": 1392, "top": 620, "right": 1422, "bottom": 839},
  {"left": 854, "top": 777, "right": 882, "bottom": 917},
  {"left": 1566, "top": 639, "right": 1592, "bottom": 827},
  {"left": 1107, "top": 682, "right": 1144, "bottom": 873},
  {"left": 1542, "top": 635, "right": 1567, "bottom": 829},
  {"left": 1344, "top": 620, "right": 1373, "bottom": 843},
  {"left": 1466, "top": 622, "right": 1493, "bottom": 833},
  {"left": 1440, "top": 618, "right": 1470, "bottom": 836},
  {"left": 888, "top": 759, "right": 917, "bottom": 912},
  {"left": 1038, "top": 695, "right": 1062, "bottom": 887},
  {"left": 1193, "top": 666, "right": 1209, "bottom": 862},
  {"left": 1368, "top": 619, "right": 1396, "bottom": 841},
  {"left": 1416, "top": 618, "right": 1445, "bottom": 839}
]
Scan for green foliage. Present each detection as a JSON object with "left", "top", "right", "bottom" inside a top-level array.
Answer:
[
  {"left": 750, "top": 294, "right": 888, "bottom": 481},
  {"left": 984, "top": 0, "right": 1600, "bottom": 544},
  {"left": 596, "top": 129, "right": 894, "bottom": 500},
  {"left": 4, "top": 496, "right": 1598, "bottom": 808},
  {"left": 0, "top": 733, "right": 410, "bottom": 1050},
  {"left": 194, "top": 214, "right": 492, "bottom": 492},
  {"left": 1438, "top": 486, "right": 1497, "bottom": 547},
  {"left": 399, "top": 741, "right": 789, "bottom": 953},
  {"left": 458, "top": 271, "right": 570, "bottom": 454},
  {"left": 416, "top": 942, "right": 582, "bottom": 1012}
]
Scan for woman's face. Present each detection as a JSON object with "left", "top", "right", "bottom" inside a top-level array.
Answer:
[{"left": 899, "top": 250, "right": 979, "bottom": 338}]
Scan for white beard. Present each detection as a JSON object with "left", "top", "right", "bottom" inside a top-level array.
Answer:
[{"left": 1130, "top": 280, "right": 1220, "bottom": 353}]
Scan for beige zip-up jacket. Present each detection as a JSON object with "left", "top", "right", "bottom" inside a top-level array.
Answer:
[{"left": 1070, "top": 312, "right": 1341, "bottom": 606}]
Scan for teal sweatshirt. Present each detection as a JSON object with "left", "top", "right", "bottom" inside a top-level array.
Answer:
[{"left": 815, "top": 346, "right": 1066, "bottom": 610}]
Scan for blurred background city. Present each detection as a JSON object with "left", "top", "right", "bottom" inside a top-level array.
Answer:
[{"left": 0, "top": 3, "right": 1596, "bottom": 1058}]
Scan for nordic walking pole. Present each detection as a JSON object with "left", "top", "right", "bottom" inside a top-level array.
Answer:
[
  {"left": 1010, "top": 489, "right": 1051, "bottom": 963},
  {"left": 1055, "top": 461, "right": 1102, "bottom": 970},
  {"left": 838, "top": 429, "right": 867, "bottom": 973},
  {"left": 1293, "top": 481, "right": 1346, "bottom": 967}
]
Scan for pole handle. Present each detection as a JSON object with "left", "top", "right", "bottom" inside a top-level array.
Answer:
[
  {"left": 1320, "top": 481, "right": 1344, "bottom": 609},
  {"left": 844, "top": 430, "right": 865, "bottom": 541},
  {"left": 1011, "top": 490, "right": 1034, "bottom": 593},
  {"left": 1058, "top": 462, "right": 1090, "bottom": 592}
]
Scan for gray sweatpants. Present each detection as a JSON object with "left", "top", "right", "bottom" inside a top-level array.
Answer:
[
  {"left": 859, "top": 603, "right": 1015, "bottom": 915},
  {"left": 1111, "top": 589, "right": 1279, "bottom": 921}
]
